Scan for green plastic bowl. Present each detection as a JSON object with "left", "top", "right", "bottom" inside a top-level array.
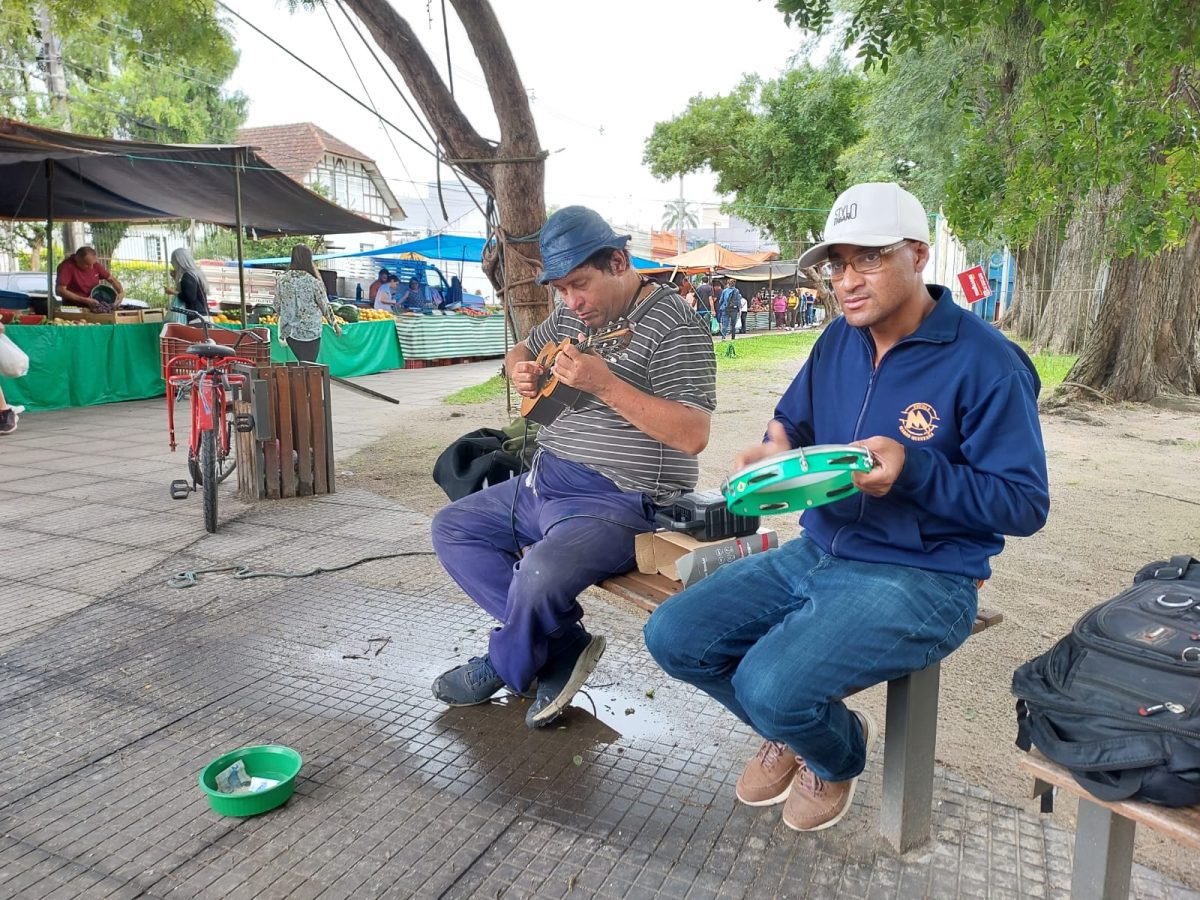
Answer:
[
  {"left": 90, "top": 284, "right": 118, "bottom": 304},
  {"left": 198, "top": 744, "right": 302, "bottom": 817}
]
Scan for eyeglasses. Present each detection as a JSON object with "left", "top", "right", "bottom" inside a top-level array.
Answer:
[{"left": 820, "top": 241, "right": 910, "bottom": 279}]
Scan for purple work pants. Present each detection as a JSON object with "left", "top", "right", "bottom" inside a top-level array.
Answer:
[{"left": 431, "top": 451, "right": 657, "bottom": 692}]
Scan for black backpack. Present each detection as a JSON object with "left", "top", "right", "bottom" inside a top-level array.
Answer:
[
  {"left": 1012, "top": 555, "right": 1200, "bottom": 807},
  {"left": 432, "top": 428, "right": 523, "bottom": 502}
]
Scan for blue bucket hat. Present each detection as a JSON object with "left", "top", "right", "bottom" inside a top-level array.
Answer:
[{"left": 538, "top": 206, "right": 631, "bottom": 284}]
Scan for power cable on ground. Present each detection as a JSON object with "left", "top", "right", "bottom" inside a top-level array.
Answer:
[{"left": 167, "top": 550, "right": 437, "bottom": 588}]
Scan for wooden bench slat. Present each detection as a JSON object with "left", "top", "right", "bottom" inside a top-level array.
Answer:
[
  {"left": 1020, "top": 753, "right": 1200, "bottom": 852},
  {"left": 597, "top": 571, "right": 1002, "bottom": 637}
]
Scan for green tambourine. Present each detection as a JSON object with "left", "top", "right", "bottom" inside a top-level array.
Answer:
[{"left": 722, "top": 445, "right": 875, "bottom": 516}]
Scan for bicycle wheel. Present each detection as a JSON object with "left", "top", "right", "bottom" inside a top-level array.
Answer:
[{"left": 200, "top": 425, "right": 218, "bottom": 533}]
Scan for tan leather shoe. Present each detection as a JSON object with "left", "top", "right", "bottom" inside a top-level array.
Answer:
[
  {"left": 736, "top": 739, "right": 800, "bottom": 806},
  {"left": 781, "top": 710, "right": 876, "bottom": 832}
]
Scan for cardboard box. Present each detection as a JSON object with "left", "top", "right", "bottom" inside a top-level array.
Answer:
[
  {"left": 56, "top": 308, "right": 163, "bottom": 325},
  {"left": 635, "top": 531, "right": 707, "bottom": 581},
  {"left": 636, "top": 529, "right": 778, "bottom": 587}
]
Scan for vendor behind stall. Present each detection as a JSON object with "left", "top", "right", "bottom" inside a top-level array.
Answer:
[
  {"left": 398, "top": 277, "right": 429, "bottom": 312},
  {"left": 368, "top": 268, "right": 390, "bottom": 303},
  {"left": 56, "top": 247, "right": 124, "bottom": 311}
]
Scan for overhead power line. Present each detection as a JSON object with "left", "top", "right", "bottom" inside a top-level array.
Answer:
[
  {"left": 216, "top": 1, "right": 443, "bottom": 166},
  {"left": 321, "top": 1, "right": 437, "bottom": 224}
]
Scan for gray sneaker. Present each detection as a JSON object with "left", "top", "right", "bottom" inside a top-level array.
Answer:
[
  {"left": 433, "top": 655, "right": 505, "bottom": 707},
  {"left": 525, "top": 634, "right": 606, "bottom": 728}
]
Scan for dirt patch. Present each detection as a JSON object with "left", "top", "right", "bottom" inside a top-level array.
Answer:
[{"left": 345, "top": 354, "right": 1200, "bottom": 884}]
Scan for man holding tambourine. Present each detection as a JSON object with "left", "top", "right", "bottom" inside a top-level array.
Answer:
[{"left": 645, "top": 182, "right": 1050, "bottom": 833}]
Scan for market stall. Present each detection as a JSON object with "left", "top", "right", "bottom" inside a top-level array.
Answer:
[
  {"left": 0, "top": 322, "right": 164, "bottom": 412},
  {"left": 393, "top": 311, "right": 505, "bottom": 362},
  {"left": 246, "top": 234, "right": 669, "bottom": 366},
  {"left": 0, "top": 117, "right": 390, "bottom": 412},
  {"left": 266, "top": 319, "right": 403, "bottom": 377}
]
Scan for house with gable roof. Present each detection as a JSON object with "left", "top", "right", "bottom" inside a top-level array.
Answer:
[{"left": 237, "top": 123, "right": 404, "bottom": 231}]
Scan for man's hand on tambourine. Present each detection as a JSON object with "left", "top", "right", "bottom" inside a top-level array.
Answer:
[
  {"left": 852, "top": 435, "right": 906, "bottom": 497},
  {"left": 511, "top": 360, "right": 545, "bottom": 399},
  {"left": 732, "top": 419, "right": 793, "bottom": 472}
]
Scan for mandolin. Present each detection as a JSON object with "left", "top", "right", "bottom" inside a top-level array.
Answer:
[{"left": 519, "top": 321, "right": 634, "bottom": 426}]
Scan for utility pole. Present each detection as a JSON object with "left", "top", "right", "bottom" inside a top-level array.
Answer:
[
  {"left": 677, "top": 174, "right": 685, "bottom": 255},
  {"left": 37, "top": 5, "right": 85, "bottom": 254}
]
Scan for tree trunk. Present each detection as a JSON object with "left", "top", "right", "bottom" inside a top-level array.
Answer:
[
  {"left": 803, "top": 266, "right": 839, "bottom": 320},
  {"left": 1031, "top": 193, "right": 1114, "bottom": 354},
  {"left": 1002, "top": 216, "right": 1062, "bottom": 339},
  {"left": 1061, "top": 220, "right": 1200, "bottom": 401},
  {"left": 339, "top": 0, "right": 549, "bottom": 338}
]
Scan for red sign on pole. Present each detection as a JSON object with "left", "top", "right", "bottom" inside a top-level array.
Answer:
[{"left": 958, "top": 265, "right": 993, "bottom": 305}]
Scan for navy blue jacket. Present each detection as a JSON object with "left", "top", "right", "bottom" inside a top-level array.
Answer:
[{"left": 772, "top": 285, "right": 1049, "bottom": 579}]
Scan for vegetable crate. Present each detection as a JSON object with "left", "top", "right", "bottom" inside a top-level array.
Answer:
[
  {"left": 160, "top": 323, "right": 271, "bottom": 380},
  {"left": 233, "top": 363, "right": 336, "bottom": 500}
]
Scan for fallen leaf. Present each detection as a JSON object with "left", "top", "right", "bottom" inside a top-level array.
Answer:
[{"left": 572, "top": 755, "right": 583, "bottom": 766}]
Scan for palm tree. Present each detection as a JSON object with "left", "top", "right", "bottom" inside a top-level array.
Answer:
[{"left": 661, "top": 199, "right": 698, "bottom": 232}]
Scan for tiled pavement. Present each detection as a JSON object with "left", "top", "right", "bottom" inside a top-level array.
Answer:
[{"left": 1, "top": 368, "right": 1198, "bottom": 899}]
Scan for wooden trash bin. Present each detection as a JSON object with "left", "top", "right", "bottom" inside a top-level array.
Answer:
[{"left": 233, "top": 363, "right": 335, "bottom": 500}]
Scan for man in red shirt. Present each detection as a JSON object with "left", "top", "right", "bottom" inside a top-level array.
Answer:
[{"left": 55, "top": 246, "right": 124, "bottom": 310}]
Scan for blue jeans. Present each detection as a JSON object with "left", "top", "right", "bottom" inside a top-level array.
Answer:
[
  {"left": 720, "top": 312, "right": 737, "bottom": 338},
  {"left": 432, "top": 451, "right": 656, "bottom": 692},
  {"left": 643, "top": 535, "right": 977, "bottom": 782}
]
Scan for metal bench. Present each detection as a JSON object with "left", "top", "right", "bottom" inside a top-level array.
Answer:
[
  {"left": 1021, "top": 752, "right": 1200, "bottom": 900},
  {"left": 597, "top": 570, "right": 1003, "bottom": 853}
]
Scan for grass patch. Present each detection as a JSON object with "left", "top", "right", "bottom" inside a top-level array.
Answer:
[
  {"left": 1028, "top": 352, "right": 1077, "bottom": 390},
  {"left": 714, "top": 331, "right": 820, "bottom": 372},
  {"left": 1010, "top": 338, "right": 1078, "bottom": 391},
  {"left": 444, "top": 375, "right": 507, "bottom": 405},
  {"left": 442, "top": 332, "right": 1076, "bottom": 403}
]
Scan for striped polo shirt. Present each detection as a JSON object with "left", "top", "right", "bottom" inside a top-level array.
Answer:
[{"left": 525, "top": 285, "right": 717, "bottom": 503}]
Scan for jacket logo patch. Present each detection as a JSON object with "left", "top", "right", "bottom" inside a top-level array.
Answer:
[{"left": 899, "top": 402, "right": 939, "bottom": 441}]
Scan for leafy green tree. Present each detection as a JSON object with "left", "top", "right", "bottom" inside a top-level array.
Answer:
[
  {"left": 194, "top": 231, "right": 327, "bottom": 263},
  {"left": 1, "top": 3, "right": 247, "bottom": 259},
  {"left": 775, "top": 0, "right": 1200, "bottom": 400},
  {"left": 644, "top": 60, "right": 866, "bottom": 256}
]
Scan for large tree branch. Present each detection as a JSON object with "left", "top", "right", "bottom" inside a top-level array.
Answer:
[
  {"left": 449, "top": 0, "right": 540, "bottom": 154},
  {"left": 339, "top": 0, "right": 494, "bottom": 188}
]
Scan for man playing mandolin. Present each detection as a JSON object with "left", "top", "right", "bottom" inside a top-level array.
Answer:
[
  {"left": 645, "top": 182, "right": 1049, "bottom": 832},
  {"left": 431, "top": 205, "right": 717, "bottom": 728}
]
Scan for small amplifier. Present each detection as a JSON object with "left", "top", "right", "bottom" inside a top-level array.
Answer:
[{"left": 655, "top": 489, "right": 760, "bottom": 542}]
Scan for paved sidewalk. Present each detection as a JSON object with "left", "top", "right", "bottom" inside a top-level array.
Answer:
[{"left": 1, "top": 369, "right": 1197, "bottom": 899}]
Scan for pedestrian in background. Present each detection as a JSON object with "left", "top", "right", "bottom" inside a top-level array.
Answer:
[
  {"left": 277, "top": 244, "right": 340, "bottom": 364},
  {"left": 773, "top": 291, "right": 788, "bottom": 329},
  {"left": 164, "top": 248, "right": 210, "bottom": 323},
  {"left": 0, "top": 323, "right": 20, "bottom": 435}
]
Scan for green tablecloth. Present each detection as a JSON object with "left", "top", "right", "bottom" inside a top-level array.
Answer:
[
  {"left": 394, "top": 313, "right": 507, "bottom": 360},
  {"left": 0, "top": 322, "right": 164, "bottom": 412},
  {"left": 268, "top": 319, "right": 402, "bottom": 377}
]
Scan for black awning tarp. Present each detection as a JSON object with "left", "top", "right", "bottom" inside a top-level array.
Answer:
[{"left": 0, "top": 118, "right": 387, "bottom": 236}]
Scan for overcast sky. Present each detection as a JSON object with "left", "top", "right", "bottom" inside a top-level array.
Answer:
[{"left": 224, "top": 1, "right": 810, "bottom": 237}]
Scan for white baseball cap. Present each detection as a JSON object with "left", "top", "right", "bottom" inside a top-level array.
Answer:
[{"left": 798, "top": 182, "right": 930, "bottom": 269}]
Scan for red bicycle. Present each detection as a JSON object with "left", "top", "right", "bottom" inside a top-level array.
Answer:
[{"left": 164, "top": 312, "right": 266, "bottom": 533}]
